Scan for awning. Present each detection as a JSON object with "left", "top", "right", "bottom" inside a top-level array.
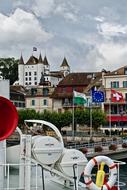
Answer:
[{"left": 107, "top": 115, "right": 127, "bottom": 122}]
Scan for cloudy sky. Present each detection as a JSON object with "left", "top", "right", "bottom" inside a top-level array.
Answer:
[{"left": 1, "top": 0, "right": 127, "bottom": 72}]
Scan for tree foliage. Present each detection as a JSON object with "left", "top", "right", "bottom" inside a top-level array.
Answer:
[
  {"left": 92, "top": 109, "right": 107, "bottom": 130},
  {"left": 0, "top": 57, "right": 19, "bottom": 85},
  {"left": 18, "top": 108, "right": 107, "bottom": 131}
]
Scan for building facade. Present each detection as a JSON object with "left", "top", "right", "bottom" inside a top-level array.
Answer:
[
  {"left": 51, "top": 72, "right": 102, "bottom": 112},
  {"left": 10, "top": 85, "right": 26, "bottom": 110},
  {"left": 25, "top": 85, "right": 54, "bottom": 112},
  {"left": 102, "top": 66, "right": 127, "bottom": 127}
]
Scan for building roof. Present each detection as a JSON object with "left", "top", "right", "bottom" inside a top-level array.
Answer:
[
  {"left": 83, "top": 72, "right": 103, "bottom": 93},
  {"left": 60, "top": 57, "right": 69, "bottom": 67},
  {"left": 26, "top": 55, "right": 38, "bottom": 65},
  {"left": 51, "top": 72, "right": 102, "bottom": 98},
  {"left": 103, "top": 66, "right": 127, "bottom": 76},
  {"left": 43, "top": 56, "right": 49, "bottom": 65},
  {"left": 58, "top": 72, "right": 101, "bottom": 86},
  {"left": 49, "top": 71, "right": 64, "bottom": 78},
  {"left": 38, "top": 53, "right": 43, "bottom": 64},
  {"left": 19, "top": 55, "right": 24, "bottom": 65},
  {"left": 10, "top": 85, "right": 27, "bottom": 95}
]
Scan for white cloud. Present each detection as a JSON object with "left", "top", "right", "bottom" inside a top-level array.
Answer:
[
  {"left": 0, "top": 8, "right": 53, "bottom": 47},
  {"left": 63, "top": 12, "right": 77, "bottom": 22},
  {"left": 98, "top": 42, "right": 127, "bottom": 66},
  {"left": 32, "top": 0, "right": 55, "bottom": 17},
  {"left": 85, "top": 42, "right": 127, "bottom": 71},
  {"left": 54, "top": 3, "right": 78, "bottom": 23},
  {"left": 94, "top": 16, "right": 105, "bottom": 22},
  {"left": 98, "top": 22, "right": 127, "bottom": 38},
  {"left": 12, "top": 0, "right": 24, "bottom": 7}
]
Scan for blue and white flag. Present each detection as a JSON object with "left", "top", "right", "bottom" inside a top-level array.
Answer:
[
  {"left": 92, "top": 87, "right": 104, "bottom": 103},
  {"left": 33, "top": 47, "right": 37, "bottom": 51}
]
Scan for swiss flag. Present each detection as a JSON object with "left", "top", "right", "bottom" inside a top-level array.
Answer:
[{"left": 111, "top": 90, "right": 124, "bottom": 102}]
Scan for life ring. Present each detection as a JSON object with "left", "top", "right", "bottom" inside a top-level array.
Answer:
[{"left": 84, "top": 156, "right": 117, "bottom": 190}]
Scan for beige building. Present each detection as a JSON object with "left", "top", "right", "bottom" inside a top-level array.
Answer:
[{"left": 25, "top": 86, "right": 54, "bottom": 112}]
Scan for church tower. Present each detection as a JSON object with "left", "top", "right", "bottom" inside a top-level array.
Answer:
[{"left": 60, "top": 57, "right": 70, "bottom": 77}]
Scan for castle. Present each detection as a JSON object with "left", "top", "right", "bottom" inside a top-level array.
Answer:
[{"left": 18, "top": 54, "right": 70, "bottom": 87}]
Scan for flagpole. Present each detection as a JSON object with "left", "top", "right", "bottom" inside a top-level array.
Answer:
[
  {"left": 72, "top": 92, "right": 75, "bottom": 141},
  {"left": 109, "top": 90, "right": 112, "bottom": 137},
  {"left": 90, "top": 102, "right": 92, "bottom": 138},
  {"left": 89, "top": 91, "right": 92, "bottom": 139}
]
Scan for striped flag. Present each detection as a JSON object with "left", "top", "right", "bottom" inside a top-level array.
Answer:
[{"left": 73, "top": 91, "right": 87, "bottom": 105}]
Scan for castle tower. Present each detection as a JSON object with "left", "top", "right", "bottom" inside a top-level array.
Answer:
[
  {"left": 18, "top": 54, "right": 24, "bottom": 85},
  {"left": 43, "top": 56, "right": 50, "bottom": 75},
  {"left": 37, "top": 53, "right": 45, "bottom": 85}
]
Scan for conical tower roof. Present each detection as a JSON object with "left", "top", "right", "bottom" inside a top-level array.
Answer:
[
  {"left": 38, "top": 53, "right": 43, "bottom": 63},
  {"left": 43, "top": 56, "right": 49, "bottom": 65},
  {"left": 19, "top": 54, "right": 24, "bottom": 64},
  {"left": 60, "top": 57, "right": 69, "bottom": 67}
]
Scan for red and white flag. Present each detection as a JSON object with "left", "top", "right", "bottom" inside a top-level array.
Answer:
[{"left": 111, "top": 89, "right": 124, "bottom": 102}]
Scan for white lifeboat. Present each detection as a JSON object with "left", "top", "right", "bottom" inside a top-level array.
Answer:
[
  {"left": 32, "top": 135, "right": 63, "bottom": 165},
  {"left": 56, "top": 148, "right": 88, "bottom": 178}
]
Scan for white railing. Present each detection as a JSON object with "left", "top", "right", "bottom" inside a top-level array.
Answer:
[
  {"left": 0, "top": 162, "right": 40, "bottom": 190},
  {"left": 66, "top": 139, "right": 124, "bottom": 149}
]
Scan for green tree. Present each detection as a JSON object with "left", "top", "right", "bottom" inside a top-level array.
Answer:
[
  {"left": 18, "top": 109, "right": 39, "bottom": 126},
  {"left": 91, "top": 109, "right": 106, "bottom": 130},
  {"left": 74, "top": 108, "right": 106, "bottom": 131},
  {"left": 74, "top": 109, "right": 88, "bottom": 125},
  {"left": 39, "top": 110, "right": 72, "bottom": 132},
  {"left": 0, "top": 57, "right": 19, "bottom": 85},
  {"left": 18, "top": 108, "right": 106, "bottom": 132}
]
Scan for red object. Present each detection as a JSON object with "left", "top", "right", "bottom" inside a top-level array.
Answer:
[
  {"left": 111, "top": 90, "right": 124, "bottom": 102},
  {"left": 107, "top": 115, "right": 127, "bottom": 122},
  {"left": 0, "top": 96, "right": 18, "bottom": 141},
  {"left": 104, "top": 176, "right": 118, "bottom": 190},
  {"left": 111, "top": 186, "right": 118, "bottom": 190}
]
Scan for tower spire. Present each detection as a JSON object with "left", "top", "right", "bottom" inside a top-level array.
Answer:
[
  {"left": 39, "top": 53, "right": 43, "bottom": 63},
  {"left": 19, "top": 54, "right": 24, "bottom": 64}
]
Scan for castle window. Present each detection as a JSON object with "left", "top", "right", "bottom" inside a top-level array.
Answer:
[
  {"left": 34, "top": 72, "right": 37, "bottom": 75},
  {"left": 29, "top": 72, "right": 31, "bottom": 76},
  {"left": 34, "top": 77, "right": 37, "bottom": 80},
  {"left": 35, "top": 82, "right": 37, "bottom": 85},
  {"left": 25, "top": 72, "right": 28, "bottom": 76},
  {"left": 25, "top": 77, "right": 28, "bottom": 81},
  {"left": 29, "top": 77, "right": 31, "bottom": 81}
]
